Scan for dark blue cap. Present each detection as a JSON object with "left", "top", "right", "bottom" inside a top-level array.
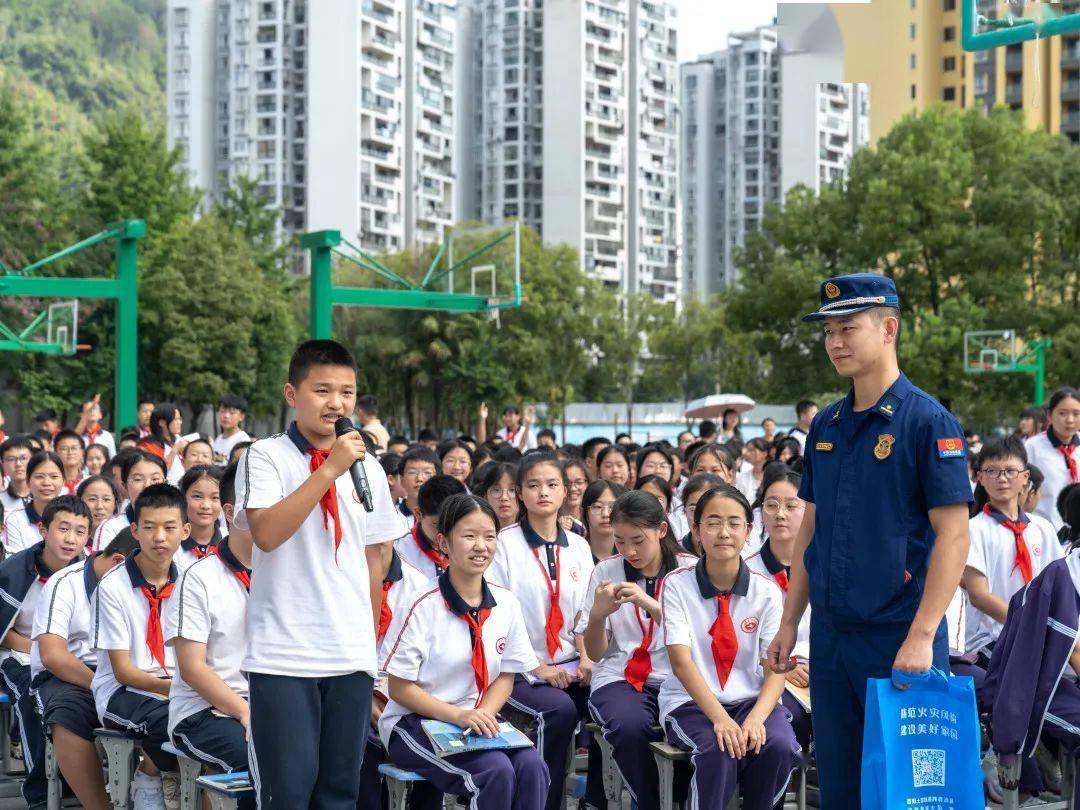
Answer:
[{"left": 802, "top": 273, "right": 900, "bottom": 322}]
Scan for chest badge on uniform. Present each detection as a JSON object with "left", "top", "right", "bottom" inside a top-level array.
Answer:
[
  {"left": 873, "top": 434, "right": 895, "bottom": 461},
  {"left": 815, "top": 441, "right": 834, "bottom": 452}
]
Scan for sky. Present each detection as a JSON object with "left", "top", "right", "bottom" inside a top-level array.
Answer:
[{"left": 677, "top": 0, "right": 778, "bottom": 63}]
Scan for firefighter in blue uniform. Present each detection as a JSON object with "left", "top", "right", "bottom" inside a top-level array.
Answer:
[{"left": 767, "top": 273, "right": 973, "bottom": 808}]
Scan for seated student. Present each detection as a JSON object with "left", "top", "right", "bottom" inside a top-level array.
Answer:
[
  {"left": 1023, "top": 463, "right": 1044, "bottom": 522},
  {"left": 90, "top": 450, "right": 167, "bottom": 552},
  {"left": 379, "top": 493, "right": 548, "bottom": 810},
  {"left": 660, "top": 484, "right": 800, "bottom": 810},
  {"left": 92, "top": 483, "right": 186, "bottom": 809},
  {"left": 380, "top": 453, "right": 406, "bottom": 504},
  {"left": 33, "top": 528, "right": 137, "bottom": 810},
  {"left": 163, "top": 464, "right": 254, "bottom": 809},
  {"left": 175, "top": 465, "right": 224, "bottom": 569},
  {"left": 386, "top": 435, "right": 410, "bottom": 456},
  {"left": 77, "top": 475, "right": 121, "bottom": 537},
  {"left": 558, "top": 460, "right": 588, "bottom": 535},
  {"left": 212, "top": 394, "right": 251, "bottom": 465},
  {"left": 672, "top": 473, "right": 725, "bottom": 554},
  {"left": 580, "top": 479, "right": 628, "bottom": 562},
  {"left": 578, "top": 491, "right": 696, "bottom": 810},
  {"left": 180, "top": 437, "right": 214, "bottom": 472},
  {"left": 964, "top": 438, "right": 1063, "bottom": 670},
  {"left": 0, "top": 495, "right": 91, "bottom": 807},
  {"left": 54, "top": 429, "right": 89, "bottom": 496},
  {"left": 85, "top": 444, "right": 110, "bottom": 477},
  {"left": 489, "top": 453, "right": 598, "bottom": 810},
  {"left": 743, "top": 466, "right": 812, "bottom": 752},
  {"left": 395, "top": 475, "right": 466, "bottom": 580},
  {"left": 75, "top": 395, "right": 117, "bottom": 459},
  {"left": 3, "top": 450, "right": 64, "bottom": 555},
  {"left": 396, "top": 446, "right": 439, "bottom": 528},
  {"left": 1, "top": 436, "right": 34, "bottom": 516},
  {"left": 685, "top": 443, "right": 736, "bottom": 486}
]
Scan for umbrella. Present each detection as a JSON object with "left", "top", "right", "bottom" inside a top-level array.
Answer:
[{"left": 683, "top": 394, "right": 756, "bottom": 421}]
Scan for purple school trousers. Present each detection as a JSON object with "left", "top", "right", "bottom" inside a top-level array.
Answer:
[{"left": 587, "top": 680, "right": 664, "bottom": 810}]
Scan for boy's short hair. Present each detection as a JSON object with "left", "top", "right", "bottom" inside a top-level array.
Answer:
[
  {"left": 795, "top": 400, "right": 818, "bottom": 418},
  {"left": 41, "top": 495, "right": 92, "bottom": 529},
  {"left": 102, "top": 530, "right": 140, "bottom": 558},
  {"left": 417, "top": 475, "right": 467, "bottom": 518},
  {"left": 288, "top": 340, "right": 356, "bottom": 386},
  {"left": 219, "top": 462, "right": 239, "bottom": 506},
  {"left": 975, "top": 435, "right": 1027, "bottom": 469},
  {"left": 417, "top": 428, "right": 438, "bottom": 443},
  {"left": 138, "top": 396, "right": 155, "bottom": 408},
  {"left": 1027, "top": 462, "right": 1044, "bottom": 492},
  {"left": 380, "top": 453, "right": 403, "bottom": 477},
  {"left": 120, "top": 449, "right": 168, "bottom": 484},
  {"left": 182, "top": 437, "right": 213, "bottom": 458},
  {"left": 228, "top": 441, "right": 254, "bottom": 465},
  {"left": 219, "top": 393, "right": 249, "bottom": 412},
  {"left": 503, "top": 405, "right": 520, "bottom": 416},
  {"left": 401, "top": 446, "right": 439, "bottom": 471},
  {"left": 357, "top": 394, "right": 378, "bottom": 415},
  {"left": 698, "top": 419, "right": 717, "bottom": 438},
  {"left": 0, "top": 436, "right": 34, "bottom": 459},
  {"left": 387, "top": 434, "right": 409, "bottom": 448},
  {"left": 35, "top": 408, "right": 59, "bottom": 423},
  {"left": 53, "top": 429, "right": 84, "bottom": 449},
  {"left": 581, "top": 437, "right": 611, "bottom": 460},
  {"left": 537, "top": 428, "right": 557, "bottom": 442},
  {"left": 133, "top": 483, "right": 187, "bottom": 524}
]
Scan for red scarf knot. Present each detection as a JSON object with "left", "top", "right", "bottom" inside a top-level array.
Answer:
[{"left": 140, "top": 582, "right": 175, "bottom": 671}]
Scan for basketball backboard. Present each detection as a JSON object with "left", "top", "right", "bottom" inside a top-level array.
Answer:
[
  {"left": 963, "top": 0, "right": 1080, "bottom": 51},
  {"left": 47, "top": 300, "right": 78, "bottom": 355},
  {"left": 964, "top": 329, "right": 1021, "bottom": 372}
]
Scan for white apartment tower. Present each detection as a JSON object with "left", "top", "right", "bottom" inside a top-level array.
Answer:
[
  {"left": 681, "top": 28, "right": 781, "bottom": 299},
  {"left": 166, "top": 0, "right": 457, "bottom": 252},
  {"left": 458, "top": 0, "right": 680, "bottom": 302}
]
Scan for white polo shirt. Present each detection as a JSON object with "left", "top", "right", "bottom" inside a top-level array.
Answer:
[
  {"left": 377, "top": 552, "right": 430, "bottom": 657},
  {"left": 378, "top": 574, "right": 539, "bottom": 745},
  {"left": 0, "top": 487, "right": 25, "bottom": 516},
  {"left": 164, "top": 540, "right": 250, "bottom": 736},
  {"left": 496, "top": 426, "right": 537, "bottom": 451},
  {"left": 788, "top": 428, "right": 808, "bottom": 454},
  {"left": 6, "top": 575, "right": 48, "bottom": 668},
  {"left": 394, "top": 524, "right": 446, "bottom": 582},
  {"left": 2, "top": 504, "right": 44, "bottom": 556},
  {"left": 90, "top": 504, "right": 134, "bottom": 554},
  {"left": 573, "top": 552, "right": 697, "bottom": 693},
  {"left": 91, "top": 554, "right": 177, "bottom": 720},
  {"left": 735, "top": 469, "right": 760, "bottom": 505},
  {"left": 659, "top": 558, "right": 783, "bottom": 723},
  {"left": 82, "top": 428, "right": 117, "bottom": 458},
  {"left": 213, "top": 430, "right": 252, "bottom": 466},
  {"left": 964, "top": 506, "right": 1062, "bottom": 655},
  {"left": 234, "top": 423, "right": 406, "bottom": 678},
  {"left": 31, "top": 556, "right": 101, "bottom": 680},
  {"left": 1026, "top": 431, "right": 1078, "bottom": 532},
  {"left": 489, "top": 519, "right": 595, "bottom": 666},
  {"left": 744, "top": 541, "right": 810, "bottom": 663}
]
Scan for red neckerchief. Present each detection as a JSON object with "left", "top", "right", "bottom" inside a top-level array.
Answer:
[
  {"left": 378, "top": 580, "right": 394, "bottom": 641},
  {"left": 411, "top": 524, "right": 448, "bottom": 574},
  {"left": 624, "top": 575, "right": 665, "bottom": 692},
  {"left": 136, "top": 440, "right": 165, "bottom": 460},
  {"left": 455, "top": 605, "right": 493, "bottom": 703},
  {"left": 983, "top": 504, "right": 1033, "bottom": 583},
  {"left": 1048, "top": 429, "right": 1080, "bottom": 483},
  {"left": 306, "top": 448, "right": 343, "bottom": 559},
  {"left": 64, "top": 479, "right": 80, "bottom": 496},
  {"left": 140, "top": 582, "right": 175, "bottom": 671},
  {"left": 85, "top": 425, "right": 101, "bottom": 445},
  {"left": 211, "top": 544, "right": 250, "bottom": 591},
  {"left": 531, "top": 545, "right": 563, "bottom": 660},
  {"left": 709, "top": 593, "right": 738, "bottom": 688},
  {"left": 505, "top": 427, "right": 518, "bottom": 445}
]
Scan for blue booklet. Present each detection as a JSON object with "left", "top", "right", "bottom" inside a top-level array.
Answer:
[{"left": 421, "top": 719, "right": 534, "bottom": 758}]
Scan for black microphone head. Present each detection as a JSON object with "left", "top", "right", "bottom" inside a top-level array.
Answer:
[{"left": 334, "top": 417, "right": 358, "bottom": 436}]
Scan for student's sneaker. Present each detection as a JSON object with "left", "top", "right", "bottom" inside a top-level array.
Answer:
[
  {"left": 161, "top": 771, "right": 181, "bottom": 810},
  {"left": 130, "top": 771, "right": 166, "bottom": 810}
]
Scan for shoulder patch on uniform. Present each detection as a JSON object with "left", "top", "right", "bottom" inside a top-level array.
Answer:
[
  {"left": 815, "top": 441, "right": 833, "bottom": 452},
  {"left": 936, "top": 438, "right": 965, "bottom": 459}
]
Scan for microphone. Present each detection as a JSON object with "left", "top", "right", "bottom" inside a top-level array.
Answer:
[{"left": 334, "top": 417, "right": 374, "bottom": 512}]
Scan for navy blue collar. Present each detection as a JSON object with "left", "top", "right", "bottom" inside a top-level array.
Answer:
[
  {"left": 437, "top": 571, "right": 497, "bottom": 616},
  {"left": 681, "top": 532, "right": 696, "bottom": 555},
  {"left": 124, "top": 503, "right": 135, "bottom": 524},
  {"left": 216, "top": 538, "right": 251, "bottom": 578},
  {"left": 1047, "top": 429, "right": 1080, "bottom": 450},
  {"left": 32, "top": 548, "right": 55, "bottom": 581},
  {"left": 83, "top": 554, "right": 101, "bottom": 600},
  {"left": 413, "top": 523, "right": 439, "bottom": 554},
  {"left": 124, "top": 552, "right": 178, "bottom": 590},
  {"left": 182, "top": 526, "right": 222, "bottom": 554},
  {"left": 758, "top": 539, "right": 789, "bottom": 577},
  {"left": 24, "top": 500, "right": 42, "bottom": 525},
  {"left": 832, "top": 372, "right": 914, "bottom": 423},
  {"left": 694, "top": 557, "right": 749, "bottom": 599},
  {"left": 398, "top": 499, "right": 413, "bottom": 519},
  {"left": 286, "top": 421, "right": 315, "bottom": 455},
  {"left": 984, "top": 503, "right": 1029, "bottom": 526},
  {"left": 521, "top": 516, "right": 568, "bottom": 549},
  {"left": 623, "top": 557, "right": 673, "bottom": 584},
  {"left": 384, "top": 549, "right": 403, "bottom": 585}
]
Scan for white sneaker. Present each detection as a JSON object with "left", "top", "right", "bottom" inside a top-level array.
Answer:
[
  {"left": 161, "top": 771, "right": 181, "bottom": 810},
  {"left": 131, "top": 771, "right": 166, "bottom": 810}
]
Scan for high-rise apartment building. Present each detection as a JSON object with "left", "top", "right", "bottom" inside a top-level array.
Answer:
[
  {"left": 166, "top": 0, "right": 457, "bottom": 253},
  {"left": 458, "top": 0, "right": 680, "bottom": 302},
  {"left": 680, "top": 28, "right": 782, "bottom": 299}
]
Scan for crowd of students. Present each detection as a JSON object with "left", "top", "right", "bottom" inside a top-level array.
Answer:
[{"left": 0, "top": 344, "right": 1076, "bottom": 810}]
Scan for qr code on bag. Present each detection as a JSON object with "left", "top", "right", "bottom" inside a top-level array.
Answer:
[{"left": 911, "top": 748, "right": 946, "bottom": 788}]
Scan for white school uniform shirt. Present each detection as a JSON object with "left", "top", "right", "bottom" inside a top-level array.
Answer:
[
  {"left": 213, "top": 430, "right": 252, "bottom": 466},
  {"left": 30, "top": 556, "right": 101, "bottom": 680},
  {"left": 668, "top": 508, "right": 690, "bottom": 545},
  {"left": 658, "top": 558, "right": 784, "bottom": 724},
  {"left": 172, "top": 527, "right": 226, "bottom": 573},
  {"left": 377, "top": 552, "right": 430, "bottom": 659},
  {"left": 735, "top": 469, "right": 760, "bottom": 505},
  {"left": 788, "top": 427, "right": 808, "bottom": 454},
  {"left": 489, "top": 518, "right": 595, "bottom": 666},
  {"left": 394, "top": 524, "right": 446, "bottom": 582},
  {"left": 233, "top": 422, "right": 406, "bottom": 678},
  {"left": 945, "top": 586, "right": 967, "bottom": 656},
  {"left": 82, "top": 428, "right": 117, "bottom": 458},
  {"left": 1026, "top": 431, "right": 1078, "bottom": 532},
  {"left": 496, "top": 426, "right": 537, "bottom": 451},
  {"left": 742, "top": 508, "right": 765, "bottom": 559},
  {"left": 573, "top": 552, "right": 697, "bottom": 693},
  {"left": 165, "top": 445, "right": 186, "bottom": 487},
  {"left": 91, "top": 504, "right": 134, "bottom": 554},
  {"left": 4, "top": 561, "right": 51, "bottom": 668},
  {"left": 90, "top": 554, "right": 178, "bottom": 720},
  {"left": 2, "top": 504, "right": 44, "bottom": 556},
  {"left": 0, "top": 487, "right": 24, "bottom": 516},
  {"left": 378, "top": 574, "right": 539, "bottom": 745},
  {"left": 964, "top": 506, "right": 1062, "bottom": 655},
  {"left": 744, "top": 541, "right": 810, "bottom": 663},
  {"left": 164, "top": 540, "right": 250, "bottom": 737}
]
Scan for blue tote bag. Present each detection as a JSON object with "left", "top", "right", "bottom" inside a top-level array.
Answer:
[{"left": 861, "top": 668, "right": 983, "bottom": 810}]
